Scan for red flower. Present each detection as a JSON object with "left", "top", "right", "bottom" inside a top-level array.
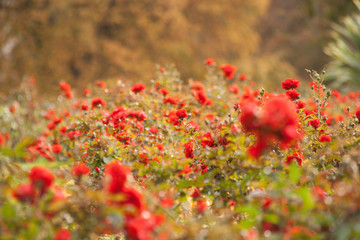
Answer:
[
  {"left": 297, "top": 101, "right": 306, "bottom": 109},
  {"left": 195, "top": 91, "right": 208, "bottom": 105},
  {"left": 54, "top": 229, "right": 71, "bottom": 240},
  {"left": 91, "top": 97, "right": 107, "bottom": 109},
  {"left": 184, "top": 142, "right": 194, "bottom": 158},
  {"left": 191, "top": 187, "right": 200, "bottom": 198},
  {"left": 81, "top": 104, "right": 89, "bottom": 111},
  {"left": 149, "top": 126, "right": 158, "bottom": 134},
  {"left": 72, "top": 163, "right": 90, "bottom": 177},
  {"left": 191, "top": 81, "right": 204, "bottom": 91},
  {"left": 240, "top": 102, "right": 260, "bottom": 132},
  {"left": 286, "top": 90, "right": 300, "bottom": 100},
  {"left": 285, "top": 152, "right": 305, "bottom": 166},
  {"left": 12, "top": 184, "right": 35, "bottom": 203},
  {"left": 159, "top": 88, "right": 169, "bottom": 96},
  {"left": 309, "top": 119, "right": 321, "bottom": 128},
  {"left": 83, "top": 88, "right": 90, "bottom": 96},
  {"left": 105, "top": 161, "right": 130, "bottom": 194},
  {"left": 220, "top": 64, "right": 237, "bottom": 79},
  {"left": 205, "top": 58, "right": 215, "bottom": 66},
  {"left": 319, "top": 134, "right": 331, "bottom": 142},
  {"left": 356, "top": 107, "right": 360, "bottom": 122},
  {"left": 131, "top": 83, "right": 146, "bottom": 94},
  {"left": 239, "top": 74, "right": 247, "bottom": 81},
  {"left": 228, "top": 84, "right": 240, "bottom": 94},
  {"left": 282, "top": 79, "right": 300, "bottom": 90},
  {"left": 52, "top": 144, "right": 62, "bottom": 154},
  {"left": 59, "top": 82, "right": 71, "bottom": 92},
  {"left": 29, "top": 166, "right": 54, "bottom": 194},
  {"left": 201, "top": 132, "right": 215, "bottom": 148},
  {"left": 95, "top": 80, "right": 106, "bottom": 88},
  {"left": 176, "top": 109, "right": 187, "bottom": 119}
]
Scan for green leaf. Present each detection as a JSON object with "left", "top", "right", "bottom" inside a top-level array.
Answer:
[
  {"left": 289, "top": 163, "right": 301, "bottom": 183},
  {"left": 1, "top": 202, "right": 15, "bottom": 221}
]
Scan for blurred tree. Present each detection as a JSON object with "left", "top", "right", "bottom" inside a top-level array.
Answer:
[
  {"left": 257, "top": 0, "right": 354, "bottom": 81},
  {"left": 0, "top": 0, "right": 269, "bottom": 93},
  {"left": 324, "top": 0, "right": 360, "bottom": 91}
]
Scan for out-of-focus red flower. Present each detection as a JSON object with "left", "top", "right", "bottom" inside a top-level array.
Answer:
[
  {"left": 191, "top": 187, "right": 200, "bottom": 198},
  {"left": 309, "top": 119, "right": 321, "bottom": 128},
  {"left": 159, "top": 88, "right": 169, "bottom": 96},
  {"left": 54, "top": 229, "right": 71, "bottom": 240},
  {"left": 282, "top": 79, "right": 300, "bottom": 90},
  {"left": 52, "top": 144, "right": 62, "bottom": 154},
  {"left": 228, "top": 84, "right": 240, "bottom": 94},
  {"left": 195, "top": 91, "right": 208, "bottom": 105},
  {"left": 356, "top": 107, "right": 360, "bottom": 122},
  {"left": 160, "top": 67, "right": 165, "bottom": 73},
  {"left": 96, "top": 80, "right": 106, "bottom": 88},
  {"left": 176, "top": 109, "right": 187, "bottom": 119},
  {"left": 201, "top": 132, "right": 215, "bottom": 148},
  {"left": 105, "top": 161, "right": 130, "bottom": 194},
  {"left": 83, "top": 88, "right": 90, "bottom": 96},
  {"left": 239, "top": 74, "right": 247, "bottom": 81},
  {"left": 205, "top": 58, "right": 215, "bottom": 66},
  {"left": 72, "top": 163, "right": 90, "bottom": 177},
  {"left": 285, "top": 152, "right": 305, "bottom": 166},
  {"left": 297, "top": 101, "right": 306, "bottom": 109},
  {"left": 184, "top": 142, "right": 194, "bottom": 158},
  {"left": 81, "top": 104, "right": 89, "bottom": 111},
  {"left": 149, "top": 126, "right": 158, "bottom": 134},
  {"left": 91, "top": 97, "right": 107, "bottom": 109},
  {"left": 132, "top": 83, "right": 146, "bottom": 94},
  {"left": 220, "top": 64, "right": 237, "bottom": 79},
  {"left": 29, "top": 166, "right": 54, "bottom": 195},
  {"left": 312, "top": 186, "right": 326, "bottom": 200},
  {"left": 319, "top": 134, "right": 331, "bottom": 142},
  {"left": 191, "top": 81, "right": 204, "bottom": 91},
  {"left": 286, "top": 90, "right": 300, "bottom": 100},
  {"left": 12, "top": 184, "right": 35, "bottom": 203},
  {"left": 59, "top": 82, "right": 71, "bottom": 92},
  {"left": 240, "top": 102, "right": 260, "bottom": 132}
]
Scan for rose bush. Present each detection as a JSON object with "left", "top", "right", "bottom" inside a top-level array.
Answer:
[{"left": 1, "top": 63, "right": 360, "bottom": 239}]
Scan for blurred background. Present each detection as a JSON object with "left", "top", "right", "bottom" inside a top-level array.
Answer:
[{"left": 0, "top": 0, "right": 357, "bottom": 94}]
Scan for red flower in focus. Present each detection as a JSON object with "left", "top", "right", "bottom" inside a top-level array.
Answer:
[
  {"left": 220, "top": 64, "right": 237, "bottom": 79},
  {"left": 184, "top": 142, "right": 194, "bottom": 159},
  {"left": 282, "top": 79, "right": 300, "bottom": 90},
  {"left": 91, "top": 97, "right": 107, "bottom": 109},
  {"left": 286, "top": 90, "right": 300, "bottom": 101},
  {"left": 201, "top": 132, "right": 215, "bottom": 148},
  {"left": 205, "top": 58, "right": 215, "bottom": 66},
  {"left": 12, "top": 184, "right": 35, "bottom": 203},
  {"left": 105, "top": 161, "right": 130, "bottom": 194},
  {"left": 29, "top": 166, "right": 54, "bottom": 195},
  {"left": 131, "top": 83, "right": 146, "bottom": 94},
  {"left": 285, "top": 152, "right": 305, "bottom": 166},
  {"left": 52, "top": 144, "right": 62, "bottom": 154},
  {"left": 54, "top": 229, "right": 71, "bottom": 240},
  {"left": 309, "top": 119, "right": 321, "bottom": 128},
  {"left": 176, "top": 109, "right": 187, "bottom": 119},
  {"left": 72, "top": 163, "right": 90, "bottom": 177},
  {"left": 319, "top": 134, "right": 331, "bottom": 142}
]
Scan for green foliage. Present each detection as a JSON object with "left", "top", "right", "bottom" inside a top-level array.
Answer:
[{"left": 325, "top": 0, "right": 360, "bottom": 91}]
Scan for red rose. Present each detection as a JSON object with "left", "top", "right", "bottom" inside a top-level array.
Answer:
[
  {"left": 220, "top": 64, "right": 237, "bottom": 79},
  {"left": 282, "top": 79, "right": 300, "bottom": 90},
  {"left": 72, "top": 163, "right": 90, "bottom": 177},
  {"left": 131, "top": 83, "right": 146, "bottom": 94}
]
